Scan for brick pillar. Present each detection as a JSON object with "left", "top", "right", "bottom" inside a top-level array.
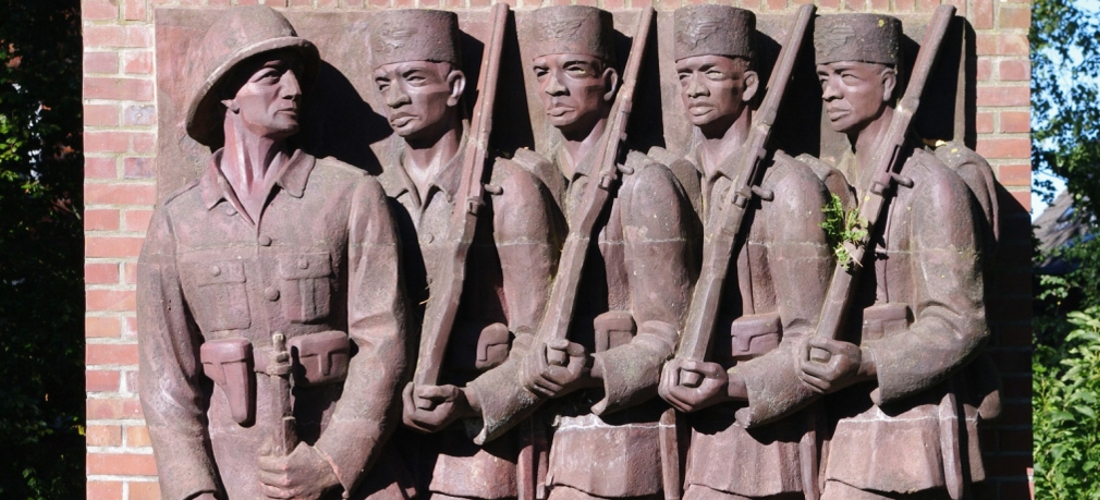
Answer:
[{"left": 83, "top": 0, "right": 1032, "bottom": 498}]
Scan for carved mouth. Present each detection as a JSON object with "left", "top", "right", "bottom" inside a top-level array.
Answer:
[
  {"left": 547, "top": 107, "right": 573, "bottom": 118},
  {"left": 390, "top": 114, "right": 416, "bottom": 127},
  {"left": 688, "top": 105, "right": 713, "bottom": 117},
  {"left": 826, "top": 108, "right": 849, "bottom": 121}
]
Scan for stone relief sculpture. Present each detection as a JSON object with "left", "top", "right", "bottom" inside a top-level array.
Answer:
[
  {"left": 140, "top": 4, "right": 1000, "bottom": 500},
  {"left": 138, "top": 6, "right": 409, "bottom": 500}
]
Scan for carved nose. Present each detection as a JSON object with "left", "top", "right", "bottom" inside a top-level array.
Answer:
[
  {"left": 685, "top": 74, "right": 708, "bottom": 98},
  {"left": 280, "top": 70, "right": 302, "bottom": 101},
  {"left": 822, "top": 80, "right": 841, "bottom": 100},
  {"left": 544, "top": 73, "right": 567, "bottom": 96},
  {"left": 385, "top": 84, "right": 410, "bottom": 108}
]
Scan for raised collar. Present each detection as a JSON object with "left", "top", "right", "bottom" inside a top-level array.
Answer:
[
  {"left": 378, "top": 129, "right": 466, "bottom": 209},
  {"left": 200, "top": 148, "right": 316, "bottom": 210}
]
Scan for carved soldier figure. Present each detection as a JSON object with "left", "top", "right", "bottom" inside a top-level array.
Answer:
[
  {"left": 368, "top": 9, "right": 559, "bottom": 500},
  {"left": 457, "top": 6, "right": 697, "bottom": 500},
  {"left": 794, "top": 14, "right": 991, "bottom": 499},
  {"left": 655, "top": 6, "right": 833, "bottom": 500},
  {"left": 138, "top": 6, "right": 408, "bottom": 500}
]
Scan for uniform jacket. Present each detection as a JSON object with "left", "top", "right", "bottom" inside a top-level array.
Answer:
[
  {"left": 378, "top": 133, "right": 560, "bottom": 500},
  {"left": 735, "top": 145, "right": 990, "bottom": 493},
  {"left": 467, "top": 144, "right": 697, "bottom": 498},
  {"left": 138, "top": 150, "right": 409, "bottom": 500}
]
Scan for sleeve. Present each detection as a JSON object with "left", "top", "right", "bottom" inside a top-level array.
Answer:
[
  {"left": 312, "top": 176, "right": 411, "bottom": 493},
  {"left": 137, "top": 205, "right": 221, "bottom": 500},
  {"left": 465, "top": 348, "right": 545, "bottom": 445},
  {"left": 732, "top": 162, "right": 835, "bottom": 427},
  {"left": 863, "top": 156, "right": 988, "bottom": 405},
  {"left": 592, "top": 157, "right": 696, "bottom": 416}
]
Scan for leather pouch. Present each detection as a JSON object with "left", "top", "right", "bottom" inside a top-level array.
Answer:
[
  {"left": 476, "top": 322, "right": 511, "bottom": 370},
  {"left": 288, "top": 330, "right": 350, "bottom": 387},
  {"left": 200, "top": 338, "right": 255, "bottom": 425},
  {"left": 593, "top": 311, "right": 637, "bottom": 353},
  {"left": 861, "top": 303, "right": 913, "bottom": 341},
  {"left": 729, "top": 313, "right": 783, "bottom": 362}
]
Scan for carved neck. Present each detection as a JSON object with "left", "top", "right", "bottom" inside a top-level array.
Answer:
[
  {"left": 560, "top": 117, "right": 608, "bottom": 180},
  {"left": 699, "top": 109, "right": 751, "bottom": 181},
  {"left": 850, "top": 105, "right": 894, "bottom": 192},
  {"left": 402, "top": 115, "right": 464, "bottom": 199},
  {"left": 221, "top": 119, "right": 291, "bottom": 222}
]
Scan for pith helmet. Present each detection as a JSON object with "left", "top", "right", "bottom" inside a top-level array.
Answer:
[
  {"left": 674, "top": 5, "right": 755, "bottom": 62},
  {"left": 814, "top": 13, "right": 902, "bottom": 66},
  {"left": 525, "top": 6, "right": 615, "bottom": 63},
  {"left": 185, "top": 5, "right": 320, "bottom": 148},
  {"left": 370, "top": 9, "right": 462, "bottom": 69}
]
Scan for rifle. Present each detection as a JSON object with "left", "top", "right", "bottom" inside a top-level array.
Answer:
[
  {"left": 534, "top": 6, "right": 655, "bottom": 352},
  {"left": 412, "top": 2, "right": 510, "bottom": 389},
  {"left": 673, "top": 3, "right": 816, "bottom": 382},
  {"left": 807, "top": 5, "right": 962, "bottom": 499},
  {"left": 267, "top": 333, "right": 297, "bottom": 456}
]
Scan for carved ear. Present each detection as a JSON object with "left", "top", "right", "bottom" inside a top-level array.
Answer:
[
  {"left": 221, "top": 98, "right": 240, "bottom": 113},
  {"left": 742, "top": 70, "right": 760, "bottom": 104},
  {"left": 447, "top": 69, "right": 467, "bottom": 108},
  {"left": 881, "top": 68, "right": 897, "bottom": 104},
  {"left": 602, "top": 67, "right": 620, "bottom": 103}
]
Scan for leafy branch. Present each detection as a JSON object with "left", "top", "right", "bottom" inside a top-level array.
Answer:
[{"left": 819, "top": 193, "right": 868, "bottom": 270}]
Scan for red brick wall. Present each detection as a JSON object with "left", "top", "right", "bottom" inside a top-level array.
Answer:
[{"left": 82, "top": 0, "right": 1032, "bottom": 498}]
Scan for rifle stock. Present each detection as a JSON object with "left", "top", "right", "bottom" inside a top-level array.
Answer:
[
  {"left": 812, "top": 4, "right": 956, "bottom": 343},
  {"left": 534, "top": 6, "right": 655, "bottom": 347},
  {"left": 413, "top": 3, "right": 510, "bottom": 387},
  {"left": 269, "top": 333, "right": 297, "bottom": 456},
  {"left": 674, "top": 4, "right": 816, "bottom": 370}
]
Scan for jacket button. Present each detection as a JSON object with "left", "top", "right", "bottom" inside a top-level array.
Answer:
[
  {"left": 210, "top": 265, "right": 221, "bottom": 277},
  {"left": 264, "top": 287, "right": 280, "bottom": 301},
  {"left": 422, "top": 233, "right": 434, "bottom": 244},
  {"left": 225, "top": 207, "right": 237, "bottom": 216},
  {"left": 297, "top": 259, "right": 309, "bottom": 270},
  {"left": 258, "top": 235, "right": 272, "bottom": 246}
]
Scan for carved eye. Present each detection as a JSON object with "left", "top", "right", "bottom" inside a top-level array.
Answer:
[{"left": 533, "top": 67, "right": 549, "bottom": 80}]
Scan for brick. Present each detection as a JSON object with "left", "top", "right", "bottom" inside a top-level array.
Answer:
[
  {"left": 124, "top": 262, "right": 139, "bottom": 284},
  {"left": 123, "top": 0, "right": 147, "bottom": 21},
  {"left": 290, "top": 0, "right": 312, "bottom": 5},
  {"left": 87, "top": 316, "right": 122, "bottom": 338},
  {"left": 124, "top": 208, "right": 155, "bottom": 233},
  {"left": 84, "top": 208, "right": 121, "bottom": 231},
  {"left": 817, "top": 0, "right": 840, "bottom": 9},
  {"left": 123, "top": 51, "right": 154, "bottom": 75},
  {"left": 975, "top": 112, "right": 994, "bottom": 134},
  {"left": 86, "top": 157, "right": 118, "bottom": 179},
  {"left": 129, "top": 482, "right": 162, "bottom": 500},
  {"left": 975, "top": 138, "right": 1030, "bottom": 160},
  {"left": 976, "top": 59, "right": 992, "bottom": 81},
  {"left": 124, "top": 316, "right": 138, "bottom": 340},
  {"left": 1000, "top": 110, "right": 1030, "bottom": 134},
  {"left": 86, "top": 424, "right": 123, "bottom": 447},
  {"left": 85, "top": 183, "right": 157, "bottom": 205},
  {"left": 977, "top": 86, "right": 1029, "bottom": 107},
  {"left": 914, "top": 0, "right": 937, "bottom": 12},
  {"left": 84, "top": 51, "right": 119, "bottom": 74},
  {"left": 86, "top": 262, "right": 121, "bottom": 285},
  {"left": 84, "top": 76, "right": 154, "bottom": 101},
  {"left": 86, "top": 289, "right": 137, "bottom": 312},
  {"left": 87, "top": 369, "right": 121, "bottom": 392},
  {"left": 972, "top": 0, "right": 993, "bottom": 29},
  {"left": 941, "top": 0, "right": 966, "bottom": 16},
  {"left": 996, "top": 163, "right": 1030, "bottom": 186},
  {"left": 318, "top": 0, "right": 340, "bottom": 6},
  {"left": 85, "top": 131, "right": 130, "bottom": 154},
  {"left": 123, "top": 104, "right": 157, "bottom": 127},
  {"left": 1002, "top": 374, "right": 1032, "bottom": 400},
  {"left": 989, "top": 350, "right": 1031, "bottom": 375},
  {"left": 87, "top": 452, "right": 157, "bottom": 476},
  {"left": 895, "top": 0, "right": 914, "bottom": 12},
  {"left": 86, "top": 397, "right": 143, "bottom": 420},
  {"left": 84, "top": 25, "right": 153, "bottom": 49},
  {"left": 86, "top": 236, "right": 146, "bottom": 258},
  {"left": 133, "top": 132, "right": 156, "bottom": 153},
  {"left": 124, "top": 157, "right": 156, "bottom": 179},
  {"left": 88, "top": 481, "right": 123, "bottom": 500},
  {"left": 768, "top": 0, "right": 789, "bottom": 11},
  {"left": 998, "top": 324, "right": 1031, "bottom": 346},
  {"left": 87, "top": 343, "right": 140, "bottom": 366},
  {"left": 999, "top": 60, "right": 1030, "bottom": 82},
  {"left": 976, "top": 34, "right": 1028, "bottom": 56},
  {"left": 999, "top": 5, "right": 1031, "bottom": 29},
  {"left": 126, "top": 425, "right": 153, "bottom": 447},
  {"left": 84, "top": 103, "right": 120, "bottom": 127},
  {"left": 83, "top": 0, "right": 119, "bottom": 20},
  {"left": 124, "top": 370, "right": 140, "bottom": 394}
]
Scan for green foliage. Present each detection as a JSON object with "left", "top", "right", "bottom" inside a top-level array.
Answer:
[
  {"left": 0, "top": 0, "right": 85, "bottom": 498},
  {"left": 1034, "top": 307, "right": 1100, "bottom": 499},
  {"left": 819, "top": 193, "right": 868, "bottom": 270}
]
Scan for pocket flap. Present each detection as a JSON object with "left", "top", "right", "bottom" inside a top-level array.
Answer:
[
  {"left": 191, "top": 261, "right": 247, "bottom": 285},
  {"left": 278, "top": 253, "right": 332, "bottom": 279}
]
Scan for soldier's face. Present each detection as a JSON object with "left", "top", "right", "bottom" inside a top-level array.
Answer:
[
  {"left": 675, "top": 55, "right": 758, "bottom": 136},
  {"left": 373, "top": 61, "right": 465, "bottom": 141},
  {"left": 225, "top": 52, "right": 304, "bottom": 141},
  {"left": 532, "top": 53, "right": 617, "bottom": 137},
  {"left": 816, "top": 60, "right": 896, "bottom": 135}
]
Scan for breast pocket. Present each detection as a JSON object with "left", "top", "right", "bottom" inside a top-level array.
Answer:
[
  {"left": 188, "top": 261, "right": 252, "bottom": 332},
  {"left": 278, "top": 253, "right": 333, "bottom": 324}
]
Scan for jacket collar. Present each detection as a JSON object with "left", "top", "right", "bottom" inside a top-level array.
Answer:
[{"left": 200, "top": 148, "right": 315, "bottom": 210}]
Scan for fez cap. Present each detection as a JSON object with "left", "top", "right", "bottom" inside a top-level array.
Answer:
[
  {"left": 674, "top": 6, "right": 755, "bottom": 62},
  {"left": 814, "top": 14, "right": 902, "bottom": 66},
  {"left": 186, "top": 6, "right": 320, "bottom": 148},
  {"left": 525, "top": 6, "right": 615, "bottom": 63},
  {"left": 370, "top": 9, "right": 462, "bottom": 69}
]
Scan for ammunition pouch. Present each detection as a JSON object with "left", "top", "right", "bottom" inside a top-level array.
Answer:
[
  {"left": 727, "top": 313, "right": 782, "bottom": 363},
  {"left": 287, "top": 330, "right": 350, "bottom": 388},
  {"left": 200, "top": 338, "right": 256, "bottom": 425},
  {"left": 593, "top": 311, "right": 636, "bottom": 353},
  {"left": 476, "top": 322, "right": 511, "bottom": 370},
  {"left": 861, "top": 303, "right": 913, "bottom": 341}
]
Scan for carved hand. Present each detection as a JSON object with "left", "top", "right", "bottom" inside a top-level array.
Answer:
[
  {"left": 798, "top": 337, "right": 876, "bottom": 394},
  {"left": 658, "top": 358, "right": 735, "bottom": 412},
  {"left": 520, "top": 339, "right": 593, "bottom": 398},
  {"left": 402, "top": 382, "right": 475, "bottom": 433},
  {"left": 257, "top": 442, "right": 339, "bottom": 500}
]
